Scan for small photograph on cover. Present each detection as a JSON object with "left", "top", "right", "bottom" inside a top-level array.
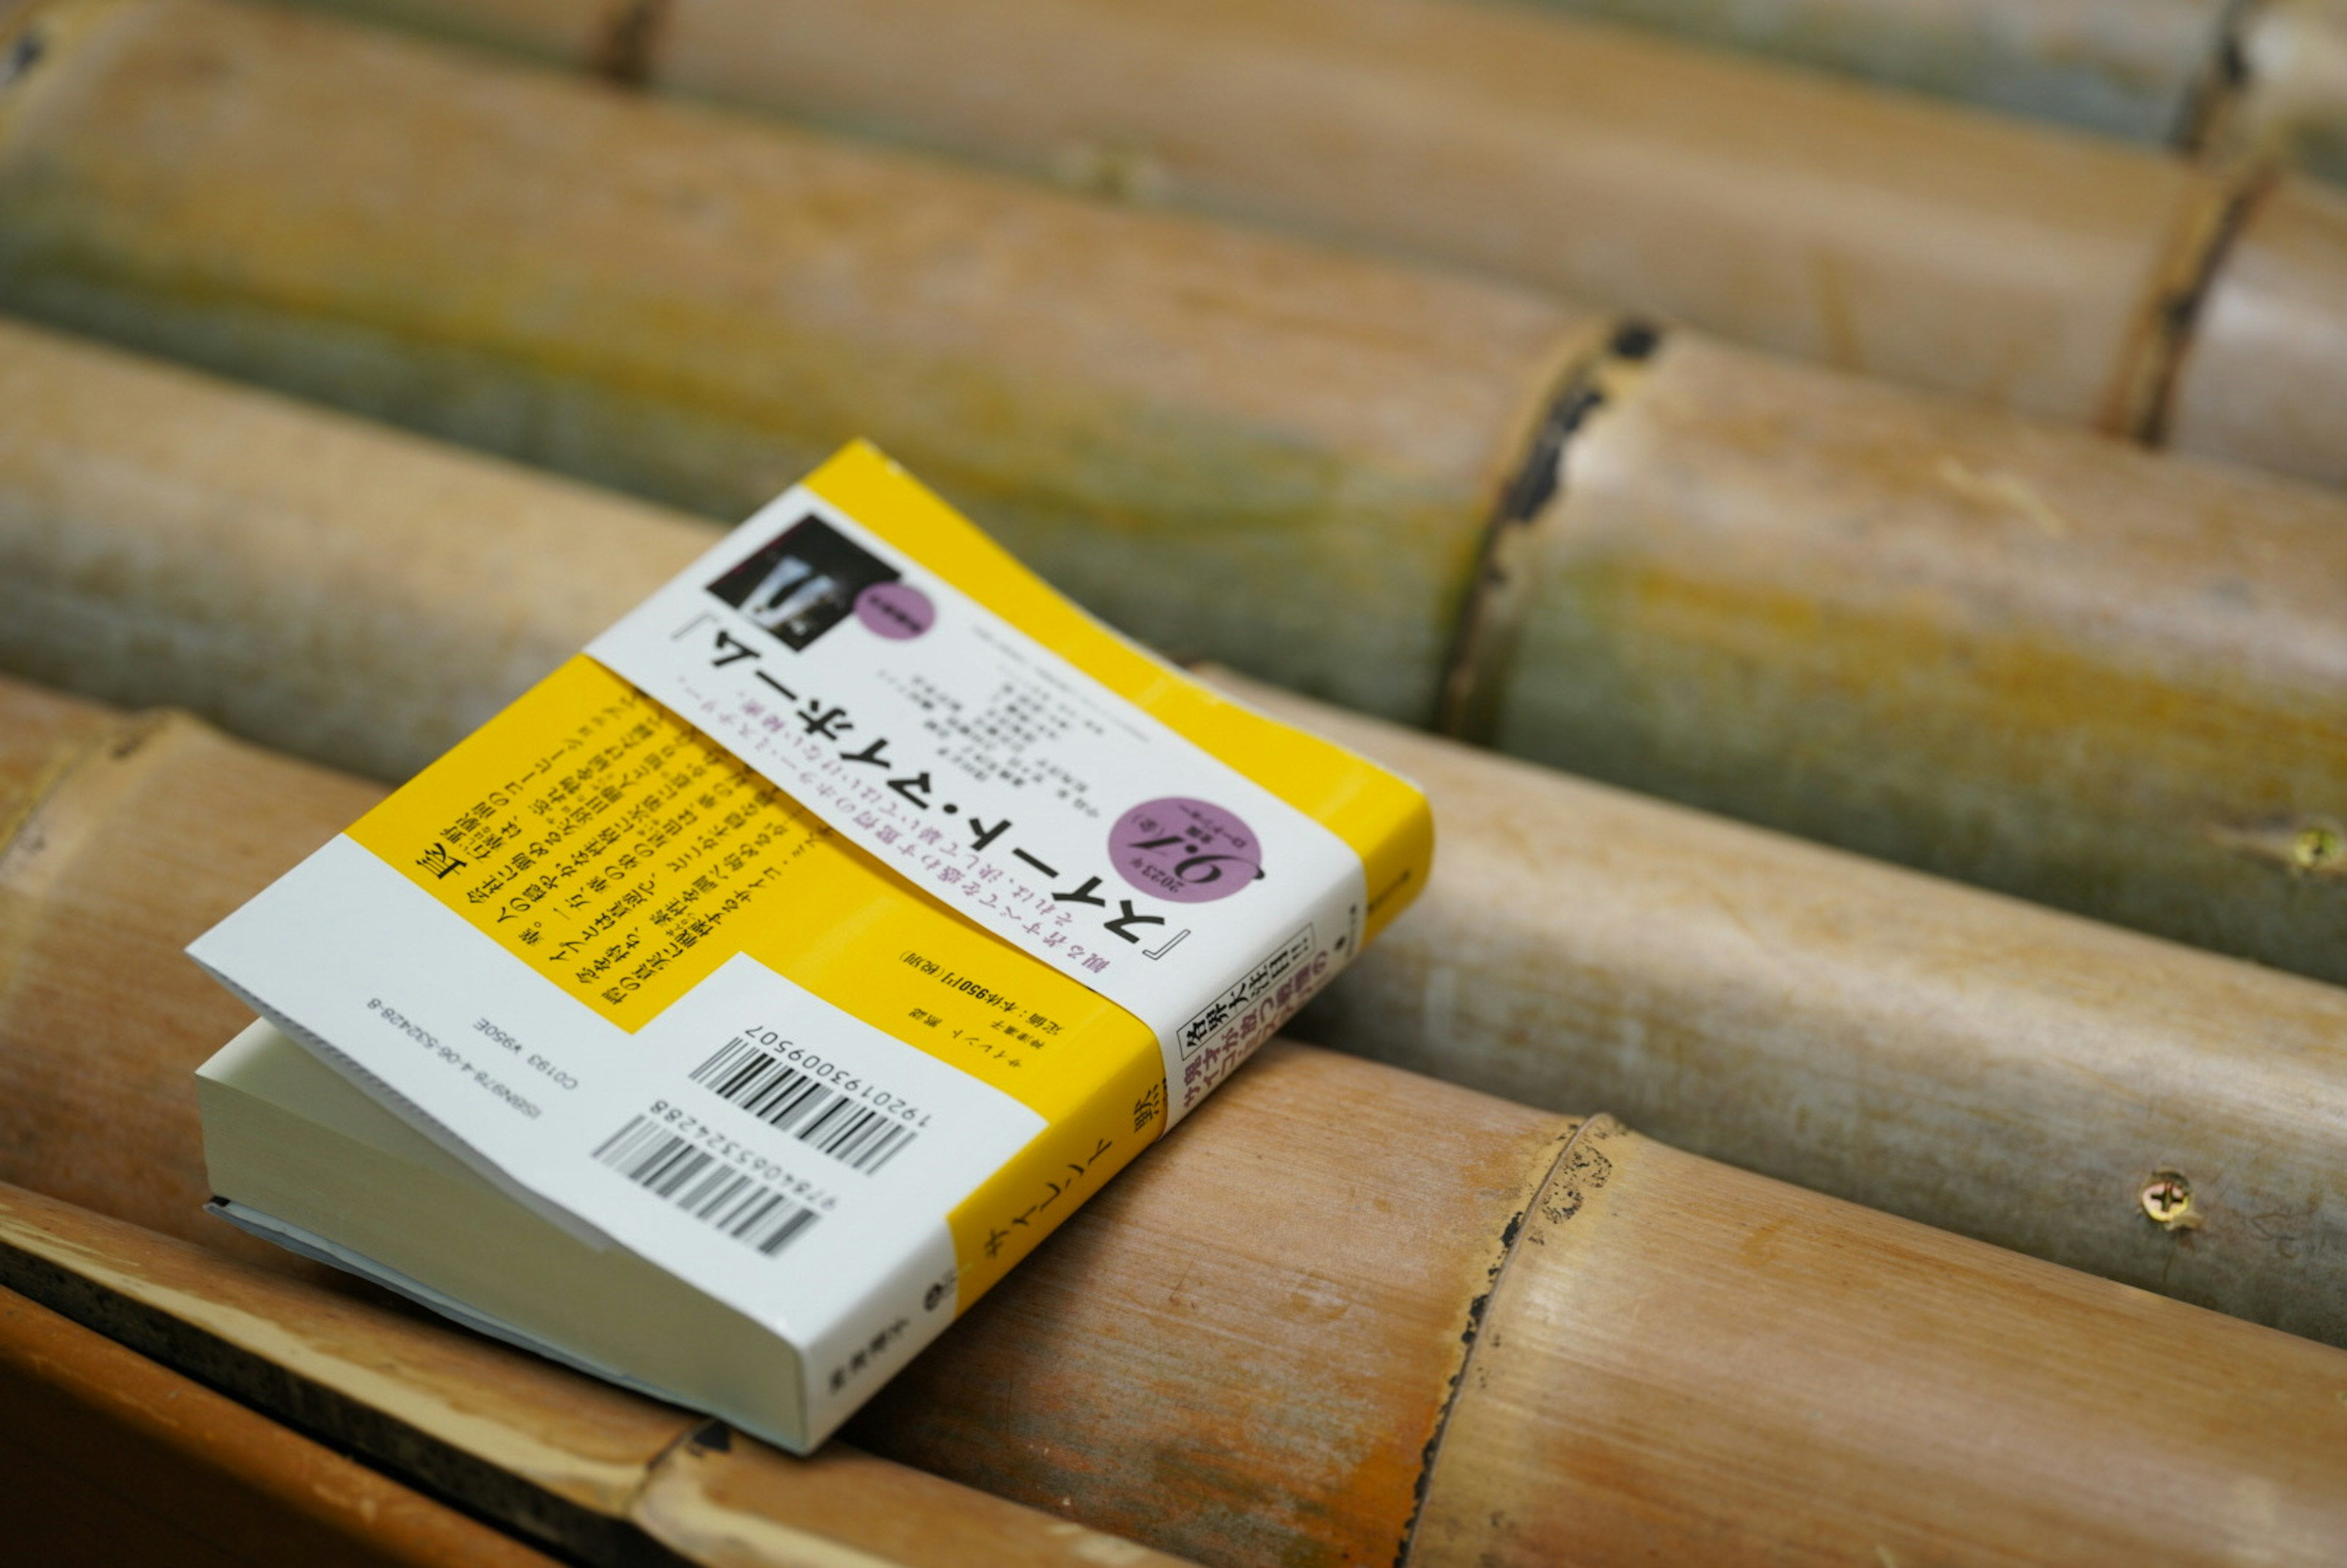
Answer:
[{"left": 708, "top": 515, "right": 902, "bottom": 650}]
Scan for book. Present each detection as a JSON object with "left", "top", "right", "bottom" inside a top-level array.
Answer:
[{"left": 188, "top": 441, "right": 1431, "bottom": 1451}]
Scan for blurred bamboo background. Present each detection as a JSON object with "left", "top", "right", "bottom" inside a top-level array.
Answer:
[{"left": 2, "top": 0, "right": 2346, "bottom": 1560}]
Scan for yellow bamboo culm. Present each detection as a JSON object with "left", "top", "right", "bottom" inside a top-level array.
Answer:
[
  {"left": 2, "top": 672, "right": 2345, "bottom": 1564},
  {"left": 270, "top": 0, "right": 2347, "bottom": 486},
  {"left": 6, "top": 317, "right": 2347, "bottom": 1349}
]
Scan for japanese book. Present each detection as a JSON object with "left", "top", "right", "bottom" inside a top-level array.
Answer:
[{"left": 188, "top": 442, "right": 1432, "bottom": 1451}]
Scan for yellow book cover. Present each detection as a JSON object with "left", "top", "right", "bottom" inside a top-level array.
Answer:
[{"left": 189, "top": 442, "right": 1431, "bottom": 1449}]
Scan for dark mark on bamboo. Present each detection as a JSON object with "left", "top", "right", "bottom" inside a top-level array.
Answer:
[
  {"left": 1434, "top": 321, "right": 1666, "bottom": 742},
  {"left": 2131, "top": 164, "right": 2277, "bottom": 446},
  {"left": 1390, "top": 1119, "right": 1593, "bottom": 1567},
  {"left": 0, "top": 26, "right": 43, "bottom": 90},
  {"left": 594, "top": 0, "right": 673, "bottom": 89}
]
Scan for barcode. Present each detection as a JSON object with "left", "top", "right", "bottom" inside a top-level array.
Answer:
[
  {"left": 592, "top": 1115, "right": 820, "bottom": 1256},
  {"left": 691, "top": 1037, "right": 917, "bottom": 1174}
]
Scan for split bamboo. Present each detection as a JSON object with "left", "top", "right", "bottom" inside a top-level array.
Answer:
[
  {"left": 260, "top": 0, "right": 2347, "bottom": 483},
  {"left": 2, "top": 673, "right": 2346, "bottom": 1566},
  {"left": 7, "top": 316, "right": 2347, "bottom": 1348},
  {"left": 0, "top": 1187, "right": 1197, "bottom": 1568}
]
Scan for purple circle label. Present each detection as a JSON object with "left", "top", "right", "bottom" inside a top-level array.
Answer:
[
  {"left": 1109, "top": 797, "right": 1263, "bottom": 904},
  {"left": 854, "top": 582, "right": 935, "bottom": 640}
]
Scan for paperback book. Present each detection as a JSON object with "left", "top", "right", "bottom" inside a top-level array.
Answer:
[{"left": 189, "top": 442, "right": 1431, "bottom": 1449}]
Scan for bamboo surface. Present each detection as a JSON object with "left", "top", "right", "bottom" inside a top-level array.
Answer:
[
  {"left": 6, "top": 656, "right": 2347, "bottom": 1563},
  {"left": 3, "top": 0, "right": 2345, "bottom": 977},
  {"left": 1475, "top": 326, "right": 2347, "bottom": 983},
  {"left": 1526, "top": 0, "right": 2234, "bottom": 146},
  {"left": 2166, "top": 175, "right": 2347, "bottom": 482},
  {"left": 259, "top": 0, "right": 2347, "bottom": 483},
  {"left": 1537, "top": 0, "right": 2347, "bottom": 192},
  {"left": 0, "top": 1186, "right": 1199, "bottom": 1568},
  {"left": 6, "top": 316, "right": 2347, "bottom": 1348},
  {"left": 9, "top": 290, "right": 2345, "bottom": 999},
  {"left": 0, "top": 1277, "right": 562, "bottom": 1567},
  {"left": 0, "top": 0, "right": 1601, "bottom": 731}
]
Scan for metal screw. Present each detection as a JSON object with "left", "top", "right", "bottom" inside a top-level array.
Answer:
[
  {"left": 2140, "top": 1171, "right": 2195, "bottom": 1229},
  {"left": 2295, "top": 822, "right": 2344, "bottom": 873}
]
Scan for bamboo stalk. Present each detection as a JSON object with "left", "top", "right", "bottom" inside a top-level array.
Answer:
[
  {"left": 7, "top": 316, "right": 2347, "bottom": 1347},
  {"left": 0, "top": 0, "right": 1603, "bottom": 730},
  {"left": 255, "top": 0, "right": 2347, "bottom": 483},
  {"left": 1524, "top": 0, "right": 2236, "bottom": 147},
  {"left": 0, "top": 1274, "right": 562, "bottom": 1567},
  {"left": 2165, "top": 175, "right": 2347, "bottom": 481},
  {"left": 1467, "top": 326, "right": 2347, "bottom": 983},
  {"left": 7, "top": 2, "right": 2345, "bottom": 970},
  {"left": 2, "top": 673, "right": 2345, "bottom": 1564},
  {"left": 2216, "top": 0, "right": 2347, "bottom": 186},
  {"left": 0, "top": 1185, "right": 1199, "bottom": 1568}
]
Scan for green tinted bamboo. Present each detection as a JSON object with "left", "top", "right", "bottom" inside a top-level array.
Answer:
[
  {"left": 6, "top": 229, "right": 2346, "bottom": 1001},
  {"left": 274, "top": 0, "right": 2347, "bottom": 483},
  {"left": 2218, "top": 0, "right": 2347, "bottom": 185},
  {"left": 7, "top": 317, "right": 2347, "bottom": 1347},
  {"left": 1478, "top": 328, "right": 2347, "bottom": 983},
  {"left": 1533, "top": 0, "right": 2347, "bottom": 191},
  {"left": 0, "top": 0, "right": 1602, "bottom": 730},
  {"left": 0, "top": 1274, "right": 562, "bottom": 1568},
  {"left": 1527, "top": 0, "right": 2234, "bottom": 146},
  {"left": 0, "top": 1189, "right": 1196, "bottom": 1568},
  {"left": 2, "top": 676, "right": 2345, "bottom": 1565}
]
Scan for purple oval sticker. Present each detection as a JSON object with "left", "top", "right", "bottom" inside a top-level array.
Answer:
[
  {"left": 854, "top": 582, "right": 935, "bottom": 640},
  {"left": 1110, "top": 797, "right": 1263, "bottom": 904}
]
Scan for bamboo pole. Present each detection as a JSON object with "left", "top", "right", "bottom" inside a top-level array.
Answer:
[
  {"left": 0, "top": 1273, "right": 563, "bottom": 1567},
  {"left": 0, "top": 0, "right": 1604, "bottom": 731},
  {"left": 7, "top": 317, "right": 2347, "bottom": 1348},
  {"left": 2164, "top": 175, "right": 2347, "bottom": 480},
  {"left": 1519, "top": 1, "right": 2236, "bottom": 147},
  {"left": 254, "top": 0, "right": 2347, "bottom": 484},
  {"left": 1517, "top": 0, "right": 2347, "bottom": 192},
  {"left": 6, "top": 254, "right": 2345, "bottom": 1003},
  {"left": 2, "top": 674, "right": 2345, "bottom": 1564},
  {"left": 0, "top": 1188, "right": 1199, "bottom": 1568},
  {"left": 2216, "top": 0, "right": 2347, "bottom": 185}
]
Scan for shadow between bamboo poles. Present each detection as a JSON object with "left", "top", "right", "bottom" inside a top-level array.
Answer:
[
  {"left": 0, "top": 1188, "right": 1202, "bottom": 1568},
  {"left": 229, "top": 0, "right": 2347, "bottom": 485},
  {"left": 3, "top": 676, "right": 2347, "bottom": 1563},
  {"left": 6, "top": 316, "right": 2347, "bottom": 1345},
  {"left": 0, "top": 1268, "right": 564, "bottom": 1567}
]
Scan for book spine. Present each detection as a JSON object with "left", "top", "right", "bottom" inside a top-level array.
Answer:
[{"left": 2, "top": 675, "right": 2346, "bottom": 1564}]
